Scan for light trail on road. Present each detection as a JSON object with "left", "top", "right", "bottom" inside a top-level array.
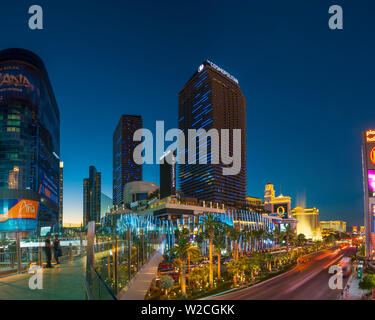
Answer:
[{"left": 212, "top": 247, "right": 356, "bottom": 300}]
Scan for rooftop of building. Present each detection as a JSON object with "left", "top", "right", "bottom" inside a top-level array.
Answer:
[
  {"left": 179, "top": 60, "right": 240, "bottom": 94},
  {"left": 0, "top": 48, "right": 59, "bottom": 114},
  {"left": 292, "top": 207, "right": 319, "bottom": 214}
]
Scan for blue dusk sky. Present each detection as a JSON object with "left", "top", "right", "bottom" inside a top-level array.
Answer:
[{"left": 1, "top": 0, "right": 374, "bottom": 226}]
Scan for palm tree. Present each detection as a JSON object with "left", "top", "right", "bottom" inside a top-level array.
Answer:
[
  {"left": 196, "top": 230, "right": 206, "bottom": 257},
  {"left": 266, "top": 231, "right": 274, "bottom": 250},
  {"left": 169, "top": 235, "right": 200, "bottom": 297},
  {"left": 282, "top": 224, "right": 295, "bottom": 251},
  {"left": 250, "top": 228, "right": 258, "bottom": 252},
  {"left": 273, "top": 228, "right": 282, "bottom": 248},
  {"left": 200, "top": 214, "right": 223, "bottom": 288},
  {"left": 264, "top": 253, "right": 274, "bottom": 271},
  {"left": 213, "top": 234, "right": 225, "bottom": 280},
  {"left": 225, "top": 225, "right": 241, "bottom": 261},
  {"left": 255, "top": 228, "right": 267, "bottom": 251},
  {"left": 247, "top": 258, "right": 261, "bottom": 281},
  {"left": 241, "top": 227, "right": 254, "bottom": 253},
  {"left": 227, "top": 259, "right": 242, "bottom": 287}
]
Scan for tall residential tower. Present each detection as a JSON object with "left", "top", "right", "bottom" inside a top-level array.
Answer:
[
  {"left": 113, "top": 115, "right": 142, "bottom": 206},
  {"left": 83, "top": 166, "right": 101, "bottom": 225},
  {"left": 178, "top": 61, "right": 247, "bottom": 207}
]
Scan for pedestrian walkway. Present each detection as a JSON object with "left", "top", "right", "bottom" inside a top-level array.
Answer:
[
  {"left": 117, "top": 241, "right": 165, "bottom": 300},
  {"left": 0, "top": 258, "right": 86, "bottom": 300},
  {"left": 340, "top": 274, "right": 366, "bottom": 300}
]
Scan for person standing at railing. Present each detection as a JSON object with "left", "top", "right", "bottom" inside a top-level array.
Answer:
[
  {"left": 44, "top": 238, "right": 53, "bottom": 268},
  {"left": 53, "top": 235, "right": 62, "bottom": 265}
]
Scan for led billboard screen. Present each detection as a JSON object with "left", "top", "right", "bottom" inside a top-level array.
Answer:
[
  {"left": 0, "top": 199, "right": 39, "bottom": 231},
  {"left": 368, "top": 170, "right": 375, "bottom": 197}
]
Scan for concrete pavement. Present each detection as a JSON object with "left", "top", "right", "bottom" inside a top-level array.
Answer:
[
  {"left": 340, "top": 274, "right": 366, "bottom": 300},
  {"left": 0, "top": 258, "right": 86, "bottom": 300}
]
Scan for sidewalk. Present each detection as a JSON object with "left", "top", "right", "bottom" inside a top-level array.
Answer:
[
  {"left": 117, "top": 241, "right": 165, "bottom": 300},
  {"left": 0, "top": 258, "right": 86, "bottom": 300},
  {"left": 340, "top": 274, "right": 366, "bottom": 300}
]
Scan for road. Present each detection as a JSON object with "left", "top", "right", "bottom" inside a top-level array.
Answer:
[{"left": 214, "top": 246, "right": 356, "bottom": 300}]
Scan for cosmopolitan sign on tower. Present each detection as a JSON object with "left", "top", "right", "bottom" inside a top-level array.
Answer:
[{"left": 198, "top": 60, "right": 239, "bottom": 84}]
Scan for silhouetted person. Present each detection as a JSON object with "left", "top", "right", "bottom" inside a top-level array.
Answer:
[
  {"left": 44, "top": 238, "right": 52, "bottom": 268},
  {"left": 53, "top": 235, "right": 62, "bottom": 265}
]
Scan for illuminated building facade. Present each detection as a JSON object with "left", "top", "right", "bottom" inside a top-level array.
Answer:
[
  {"left": 113, "top": 115, "right": 142, "bottom": 206},
  {"left": 83, "top": 166, "right": 101, "bottom": 225},
  {"left": 59, "top": 161, "right": 63, "bottom": 227},
  {"left": 361, "top": 129, "right": 375, "bottom": 258},
  {"left": 360, "top": 226, "right": 365, "bottom": 234},
  {"left": 264, "top": 183, "right": 292, "bottom": 218},
  {"left": 352, "top": 226, "right": 358, "bottom": 233},
  {"left": 245, "top": 196, "right": 266, "bottom": 213},
  {"left": 178, "top": 61, "right": 246, "bottom": 207},
  {"left": 292, "top": 207, "right": 322, "bottom": 241},
  {"left": 100, "top": 193, "right": 112, "bottom": 219},
  {"left": 122, "top": 181, "right": 159, "bottom": 212},
  {"left": 160, "top": 150, "right": 176, "bottom": 199},
  {"left": 320, "top": 220, "right": 347, "bottom": 233},
  {"left": 0, "top": 48, "right": 60, "bottom": 235}
]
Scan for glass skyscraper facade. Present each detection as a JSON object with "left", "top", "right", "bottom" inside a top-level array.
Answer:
[
  {"left": 113, "top": 115, "right": 142, "bottom": 206},
  {"left": 160, "top": 150, "right": 176, "bottom": 199},
  {"left": 0, "top": 48, "right": 60, "bottom": 235},
  {"left": 178, "top": 61, "right": 247, "bottom": 207},
  {"left": 83, "top": 166, "right": 101, "bottom": 225}
]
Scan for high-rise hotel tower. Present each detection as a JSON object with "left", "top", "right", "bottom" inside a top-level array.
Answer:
[
  {"left": 0, "top": 48, "right": 60, "bottom": 236},
  {"left": 178, "top": 61, "right": 247, "bottom": 207},
  {"left": 113, "top": 115, "right": 143, "bottom": 206}
]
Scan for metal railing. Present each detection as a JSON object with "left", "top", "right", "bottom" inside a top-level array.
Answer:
[
  {"left": 84, "top": 264, "right": 117, "bottom": 300},
  {"left": 0, "top": 234, "right": 87, "bottom": 275}
]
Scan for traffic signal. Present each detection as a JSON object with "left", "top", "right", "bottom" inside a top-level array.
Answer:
[{"left": 357, "top": 268, "right": 362, "bottom": 279}]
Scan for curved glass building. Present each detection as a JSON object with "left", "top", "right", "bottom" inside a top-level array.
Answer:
[{"left": 0, "top": 48, "right": 60, "bottom": 237}]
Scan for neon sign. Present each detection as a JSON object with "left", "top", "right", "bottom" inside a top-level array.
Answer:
[
  {"left": 206, "top": 60, "right": 239, "bottom": 84},
  {"left": 0, "top": 73, "right": 32, "bottom": 89},
  {"left": 366, "top": 130, "right": 375, "bottom": 143}
]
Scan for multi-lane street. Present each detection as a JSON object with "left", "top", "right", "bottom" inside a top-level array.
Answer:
[{"left": 215, "top": 246, "right": 356, "bottom": 300}]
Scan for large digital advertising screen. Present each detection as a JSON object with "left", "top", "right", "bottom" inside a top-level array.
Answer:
[
  {"left": 0, "top": 199, "right": 39, "bottom": 231},
  {"left": 39, "top": 170, "right": 58, "bottom": 204},
  {"left": 368, "top": 170, "right": 375, "bottom": 197},
  {"left": 0, "top": 62, "right": 40, "bottom": 106}
]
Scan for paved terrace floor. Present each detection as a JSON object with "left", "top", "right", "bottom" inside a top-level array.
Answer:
[{"left": 0, "top": 258, "right": 86, "bottom": 300}]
